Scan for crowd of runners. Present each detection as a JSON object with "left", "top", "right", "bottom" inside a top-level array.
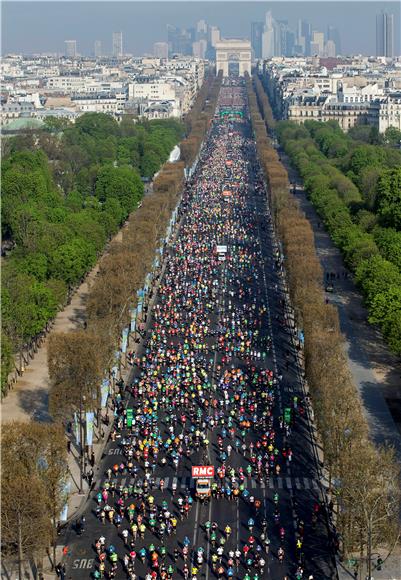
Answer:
[{"left": 75, "top": 78, "right": 324, "bottom": 580}]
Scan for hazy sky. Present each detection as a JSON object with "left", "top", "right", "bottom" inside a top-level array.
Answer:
[{"left": 2, "top": 1, "right": 400, "bottom": 56}]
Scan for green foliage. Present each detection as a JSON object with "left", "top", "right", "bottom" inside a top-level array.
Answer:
[
  {"left": 375, "top": 168, "right": 401, "bottom": 230},
  {"left": 95, "top": 165, "right": 143, "bottom": 216},
  {"left": 1, "top": 333, "right": 14, "bottom": 390},
  {"left": 381, "top": 126, "right": 401, "bottom": 147},
  {"left": 49, "top": 238, "right": 97, "bottom": 285},
  {"left": 1, "top": 113, "right": 184, "bottom": 395},
  {"left": 373, "top": 226, "right": 401, "bottom": 272},
  {"left": 280, "top": 120, "right": 401, "bottom": 355}
]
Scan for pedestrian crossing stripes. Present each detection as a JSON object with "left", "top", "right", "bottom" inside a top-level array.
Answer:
[{"left": 104, "top": 475, "right": 321, "bottom": 492}]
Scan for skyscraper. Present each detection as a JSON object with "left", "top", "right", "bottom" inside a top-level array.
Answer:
[
  {"left": 297, "top": 20, "right": 312, "bottom": 56},
  {"left": 112, "top": 31, "right": 123, "bottom": 58},
  {"left": 209, "top": 26, "right": 221, "bottom": 48},
  {"left": 64, "top": 40, "right": 77, "bottom": 58},
  {"left": 167, "top": 25, "right": 193, "bottom": 57},
  {"left": 196, "top": 19, "right": 208, "bottom": 40},
  {"left": 327, "top": 25, "right": 341, "bottom": 56},
  {"left": 94, "top": 40, "right": 102, "bottom": 58},
  {"left": 251, "top": 22, "right": 264, "bottom": 60},
  {"left": 376, "top": 11, "right": 394, "bottom": 57},
  {"left": 311, "top": 31, "right": 325, "bottom": 56},
  {"left": 153, "top": 42, "right": 169, "bottom": 59},
  {"left": 262, "top": 11, "right": 275, "bottom": 58}
]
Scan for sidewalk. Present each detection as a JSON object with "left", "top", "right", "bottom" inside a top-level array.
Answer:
[{"left": 278, "top": 148, "right": 401, "bottom": 459}]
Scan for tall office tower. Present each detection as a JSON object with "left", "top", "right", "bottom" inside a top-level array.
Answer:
[
  {"left": 275, "top": 20, "right": 295, "bottom": 57},
  {"left": 167, "top": 25, "right": 193, "bottom": 56},
  {"left": 94, "top": 40, "right": 102, "bottom": 58},
  {"left": 64, "top": 40, "right": 77, "bottom": 58},
  {"left": 297, "top": 19, "right": 312, "bottom": 55},
  {"left": 192, "top": 39, "right": 207, "bottom": 59},
  {"left": 153, "top": 42, "right": 169, "bottom": 59},
  {"left": 209, "top": 26, "right": 221, "bottom": 48},
  {"left": 251, "top": 22, "right": 264, "bottom": 59},
  {"left": 327, "top": 25, "right": 341, "bottom": 55},
  {"left": 376, "top": 11, "right": 394, "bottom": 57},
  {"left": 112, "top": 31, "right": 123, "bottom": 58},
  {"left": 311, "top": 31, "right": 325, "bottom": 56},
  {"left": 325, "top": 40, "right": 336, "bottom": 58},
  {"left": 196, "top": 19, "right": 208, "bottom": 40},
  {"left": 262, "top": 11, "right": 275, "bottom": 58}
]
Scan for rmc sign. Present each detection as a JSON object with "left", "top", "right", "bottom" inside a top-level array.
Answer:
[{"left": 192, "top": 466, "right": 215, "bottom": 478}]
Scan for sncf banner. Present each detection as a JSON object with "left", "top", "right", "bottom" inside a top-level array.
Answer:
[{"left": 192, "top": 466, "right": 215, "bottom": 478}]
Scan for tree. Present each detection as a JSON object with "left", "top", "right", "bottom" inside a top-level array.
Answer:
[
  {"left": 48, "top": 331, "right": 105, "bottom": 489},
  {"left": 1, "top": 422, "right": 68, "bottom": 575},
  {"left": 375, "top": 167, "right": 401, "bottom": 229},
  {"left": 43, "top": 116, "right": 72, "bottom": 133},
  {"left": 1, "top": 471, "right": 51, "bottom": 578},
  {"left": 1, "top": 332, "right": 13, "bottom": 394},
  {"left": 39, "top": 424, "right": 69, "bottom": 568},
  {"left": 48, "top": 237, "right": 96, "bottom": 285},
  {"left": 382, "top": 126, "right": 401, "bottom": 147}
]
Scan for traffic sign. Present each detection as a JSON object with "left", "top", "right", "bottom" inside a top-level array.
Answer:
[{"left": 192, "top": 466, "right": 215, "bottom": 478}]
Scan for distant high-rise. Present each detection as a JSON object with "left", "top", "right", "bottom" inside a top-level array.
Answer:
[
  {"left": 251, "top": 22, "right": 264, "bottom": 59},
  {"left": 327, "top": 25, "right": 341, "bottom": 55},
  {"left": 64, "top": 39, "right": 77, "bottom": 58},
  {"left": 311, "top": 31, "right": 325, "bottom": 56},
  {"left": 153, "top": 42, "right": 169, "bottom": 59},
  {"left": 112, "top": 31, "right": 123, "bottom": 58},
  {"left": 209, "top": 26, "right": 221, "bottom": 48},
  {"left": 167, "top": 24, "right": 193, "bottom": 57},
  {"left": 376, "top": 11, "right": 394, "bottom": 57},
  {"left": 196, "top": 19, "right": 208, "bottom": 40},
  {"left": 297, "top": 20, "right": 312, "bottom": 56},
  {"left": 325, "top": 39, "right": 336, "bottom": 58},
  {"left": 262, "top": 11, "right": 275, "bottom": 58},
  {"left": 192, "top": 39, "right": 207, "bottom": 59},
  {"left": 94, "top": 40, "right": 102, "bottom": 58}
]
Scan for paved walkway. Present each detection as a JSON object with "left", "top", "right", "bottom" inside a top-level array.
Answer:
[{"left": 278, "top": 148, "right": 401, "bottom": 459}]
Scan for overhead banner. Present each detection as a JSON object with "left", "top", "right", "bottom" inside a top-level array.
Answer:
[
  {"left": 86, "top": 411, "right": 95, "bottom": 446},
  {"left": 130, "top": 308, "right": 137, "bottom": 333},
  {"left": 59, "top": 481, "right": 71, "bottom": 522},
  {"left": 101, "top": 379, "right": 109, "bottom": 408},
  {"left": 73, "top": 411, "right": 80, "bottom": 444},
  {"left": 121, "top": 327, "right": 129, "bottom": 353}
]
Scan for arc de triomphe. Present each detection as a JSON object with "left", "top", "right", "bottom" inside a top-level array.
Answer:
[{"left": 215, "top": 39, "right": 252, "bottom": 77}]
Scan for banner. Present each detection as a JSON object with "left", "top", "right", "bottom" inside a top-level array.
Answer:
[
  {"left": 101, "top": 379, "right": 109, "bottom": 409},
  {"left": 73, "top": 411, "right": 80, "bottom": 444},
  {"left": 86, "top": 411, "right": 95, "bottom": 446},
  {"left": 130, "top": 308, "right": 137, "bottom": 333},
  {"left": 137, "top": 301, "right": 143, "bottom": 315},
  {"left": 59, "top": 481, "right": 71, "bottom": 521},
  {"left": 121, "top": 327, "right": 129, "bottom": 354},
  {"left": 136, "top": 288, "right": 145, "bottom": 299}
]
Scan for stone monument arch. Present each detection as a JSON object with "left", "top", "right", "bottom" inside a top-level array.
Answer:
[{"left": 215, "top": 39, "right": 252, "bottom": 77}]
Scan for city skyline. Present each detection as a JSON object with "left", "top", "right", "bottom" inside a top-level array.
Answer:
[{"left": 2, "top": 2, "right": 400, "bottom": 57}]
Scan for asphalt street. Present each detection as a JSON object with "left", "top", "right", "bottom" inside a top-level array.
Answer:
[{"left": 61, "top": 78, "right": 337, "bottom": 580}]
